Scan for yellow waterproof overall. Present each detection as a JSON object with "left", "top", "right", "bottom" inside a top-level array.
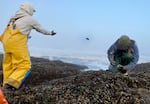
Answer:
[{"left": 0, "top": 24, "right": 31, "bottom": 89}]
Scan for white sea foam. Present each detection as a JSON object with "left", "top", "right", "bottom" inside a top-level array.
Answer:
[{"left": 28, "top": 48, "right": 150, "bottom": 71}]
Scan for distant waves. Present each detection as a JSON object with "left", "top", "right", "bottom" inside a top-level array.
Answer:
[{"left": 44, "top": 55, "right": 109, "bottom": 70}]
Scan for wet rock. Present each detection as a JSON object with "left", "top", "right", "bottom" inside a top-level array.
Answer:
[{"left": 0, "top": 54, "right": 149, "bottom": 104}]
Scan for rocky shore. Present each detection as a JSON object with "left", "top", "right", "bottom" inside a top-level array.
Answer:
[{"left": 0, "top": 54, "right": 149, "bottom": 104}]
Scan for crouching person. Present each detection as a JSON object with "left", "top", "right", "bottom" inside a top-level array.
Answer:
[{"left": 107, "top": 35, "right": 139, "bottom": 74}]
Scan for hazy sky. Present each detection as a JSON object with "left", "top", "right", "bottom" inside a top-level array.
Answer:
[{"left": 0, "top": 0, "right": 150, "bottom": 58}]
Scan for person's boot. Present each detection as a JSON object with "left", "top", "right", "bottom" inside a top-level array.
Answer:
[{"left": 2, "top": 84, "right": 17, "bottom": 93}]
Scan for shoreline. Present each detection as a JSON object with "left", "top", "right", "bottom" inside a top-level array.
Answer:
[{"left": 0, "top": 54, "right": 149, "bottom": 103}]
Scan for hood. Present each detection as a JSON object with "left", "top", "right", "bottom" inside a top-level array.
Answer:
[
  {"left": 20, "top": 2, "right": 35, "bottom": 16},
  {"left": 116, "top": 35, "right": 132, "bottom": 50},
  {"left": 9, "top": 9, "right": 29, "bottom": 23},
  {"left": 9, "top": 2, "right": 35, "bottom": 23}
]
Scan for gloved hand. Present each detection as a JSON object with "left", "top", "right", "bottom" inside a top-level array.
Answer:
[
  {"left": 117, "top": 64, "right": 127, "bottom": 73},
  {"left": 50, "top": 30, "right": 56, "bottom": 36}
]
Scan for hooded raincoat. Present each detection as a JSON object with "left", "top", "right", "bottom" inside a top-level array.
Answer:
[
  {"left": 0, "top": 2, "right": 54, "bottom": 89},
  {"left": 107, "top": 39, "right": 139, "bottom": 71}
]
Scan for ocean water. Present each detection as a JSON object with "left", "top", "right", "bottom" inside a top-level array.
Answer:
[
  {"left": 29, "top": 48, "right": 109, "bottom": 70},
  {"left": 29, "top": 48, "right": 150, "bottom": 71},
  {"left": 49, "top": 55, "right": 109, "bottom": 70},
  {"left": 0, "top": 47, "right": 150, "bottom": 71},
  {"left": 0, "top": 47, "right": 109, "bottom": 70},
  {"left": 32, "top": 54, "right": 109, "bottom": 70},
  {"left": 0, "top": 48, "right": 149, "bottom": 71}
]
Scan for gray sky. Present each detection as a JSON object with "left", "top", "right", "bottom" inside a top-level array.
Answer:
[{"left": 0, "top": 0, "right": 150, "bottom": 59}]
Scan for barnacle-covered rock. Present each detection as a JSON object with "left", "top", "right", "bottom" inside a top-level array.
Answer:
[{"left": 0, "top": 54, "right": 149, "bottom": 104}]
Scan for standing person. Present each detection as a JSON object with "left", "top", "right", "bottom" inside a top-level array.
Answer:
[
  {"left": 0, "top": 2, "right": 56, "bottom": 91},
  {"left": 107, "top": 35, "right": 139, "bottom": 74}
]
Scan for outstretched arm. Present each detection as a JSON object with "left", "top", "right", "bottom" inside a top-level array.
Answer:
[{"left": 31, "top": 18, "right": 56, "bottom": 36}]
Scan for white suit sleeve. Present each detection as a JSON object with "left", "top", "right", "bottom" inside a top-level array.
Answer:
[{"left": 31, "top": 18, "right": 52, "bottom": 35}]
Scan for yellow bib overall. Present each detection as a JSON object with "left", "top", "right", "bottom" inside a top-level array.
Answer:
[{"left": 0, "top": 24, "right": 31, "bottom": 89}]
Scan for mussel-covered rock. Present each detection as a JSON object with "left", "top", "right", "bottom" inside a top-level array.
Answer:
[{"left": 0, "top": 54, "right": 149, "bottom": 104}]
